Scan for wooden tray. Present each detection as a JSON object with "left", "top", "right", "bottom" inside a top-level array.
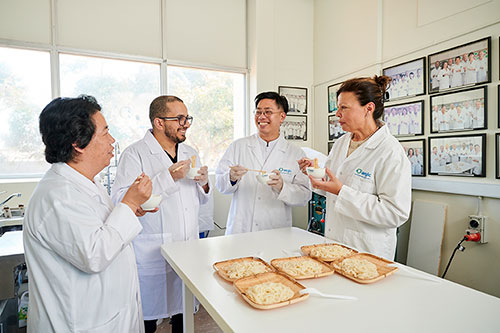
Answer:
[
  {"left": 233, "top": 271, "right": 309, "bottom": 310},
  {"left": 213, "top": 257, "right": 274, "bottom": 282},
  {"left": 270, "top": 256, "right": 334, "bottom": 280},
  {"left": 300, "top": 243, "right": 358, "bottom": 262},
  {"left": 330, "top": 253, "right": 398, "bottom": 284}
]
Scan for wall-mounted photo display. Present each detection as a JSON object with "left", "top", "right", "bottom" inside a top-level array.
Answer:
[
  {"left": 327, "top": 141, "right": 334, "bottom": 154},
  {"left": 278, "top": 86, "right": 307, "bottom": 114},
  {"left": 496, "top": 133, "right": 500, "bottom": 179},
  {"left": 430, "top": 86, "right": 486, "bottom": 133},
  {"left": 498, "top": 85, "right": 500, "bottom": 128},
  {"left": 383, "top": 57, "right": 425, "bottom": 101},
  {"left": 384, "top": 100, "right": 424, "bottom": 137},
  {"left": 428, "top": 36, "right": 491, "bottom": 94},
  {"left": 328, "top": 82, "right": 342, "bottom": 114},
  {"left": 328, "top": 115, "right": 346, "bottom": 140},
  {"left": 428, "top": 134, "right": 485, "bottom": 177},
  {"left": 283, "top": 115, "right": 307, "bottom": 141},
  {"left": 399, "top": 139, "right": 426, "bottom": 177}
]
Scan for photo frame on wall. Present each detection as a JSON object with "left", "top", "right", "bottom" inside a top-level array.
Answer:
[
  {"left": 327, "top": 141, "right": 334, "bottom": 154},
  {"left": 383, "top": 57, "right": 426, "bottom": 101},
  {"left": 399, "top": 139, "right": 426, "bottom": 177},
  {"left": 278, "top": 86, "right": 307, "bottom": 114},
  {"left": 428, "top": 36, "right": 491, "bottom": 94},
  {"left": 430, "top": 86, "right": 487, "bottom": 133},
  {"left": 496, "top": 133, "right": 500, "bottom": 179},
  {"left": 428, "top": 133, "right": 485, "bottom": 177},
  {"left": 328, "top": 115, "right": 346, "bottom": 140},
  {"left": 327, "top": 82, "right": 342, "bottom": 114},
  {"left": 498, "top": 85, "right": 500, "bottom": 128},
  {"left": 283, "top": 115, "right": 307, "bottom": 141},
  {"left": 384, "top": 100, "right": 424, "bottom": 137}
]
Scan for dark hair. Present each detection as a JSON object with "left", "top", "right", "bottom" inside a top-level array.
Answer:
[
  {"left": 254, "top": 91, "right": 289, "bottom": 114},
  {"left": 336, "top": 75, "right": 391, "bottom": 121},
  {"left": 39, "top": 95, "right": 101, "bottom": 164},
  {"left": 149, "top": 95, "right": 184, "bottom": 124}
]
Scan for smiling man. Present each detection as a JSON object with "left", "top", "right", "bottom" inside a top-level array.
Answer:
[
  {"left": 111, "top": 95, "right": 210, "bottom": 333},
  {"left": 215, "top": 91, "right": 311, "bottom": 235}
]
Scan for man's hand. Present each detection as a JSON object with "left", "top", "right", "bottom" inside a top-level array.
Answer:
[
  {"left": 169, "top": 160, "right": 190, "bottom": 181},
  {"left": 134, "top": 206, "right": 159, "bottom": 217},
  {"left": 194, "top": 166, "right": 209, "bottom": 186},
  {"left": 121, "top": 173, "right": 152, "bottom": 213},
  {"left": 297, "top": 158, "right": 313, "bottom": 175},
  {"left": 309, "top": 168, "right": 343, "bottom": 195},
  {"left": 230, "top": 165, "right": 248, "bottom": 182},
  {"left": 268, "top": 169, "right": 283, "bottom": 193}
]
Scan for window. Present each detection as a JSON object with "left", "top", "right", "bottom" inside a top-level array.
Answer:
[
  {"left": 0, "top": 47, "right": 51, "bottom": 177},
  {"left": 167, "top": 65, "right": 245, "bottom": 169},
  {"left": 60, "top": 54, "right": 161, "bottom": 149}
]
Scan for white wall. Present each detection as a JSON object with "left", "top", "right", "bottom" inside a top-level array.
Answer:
[{"left": 313, "top": 0, "right": 500, "bottom": 297}]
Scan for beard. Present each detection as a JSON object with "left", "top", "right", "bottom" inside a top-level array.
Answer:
[{"left": 164, "top": 126, "right": 187, "bottom": 144}]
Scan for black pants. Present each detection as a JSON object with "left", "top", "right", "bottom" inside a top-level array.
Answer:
[
  {"left": 144, "top": 319, "right": 157, "bottom": 333},
  {"left": 144, "top": 314, "right": 183, "bottom": 333}
]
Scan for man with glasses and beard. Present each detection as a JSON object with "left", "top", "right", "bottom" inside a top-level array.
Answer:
[
  {"left": 112, "top": 95, "right": 210, "bottom": 333},
  {"left": 215, "top": 91, "right": 311, "bottom": 235}
]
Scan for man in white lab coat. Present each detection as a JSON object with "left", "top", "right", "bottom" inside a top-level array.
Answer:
[
  {"left": 112, "top": 95, "right": 210, "bottom": 333},
  {"left": 24, "top": 95, "right": 152, "bottom": 333},
  {"left": 216, "top": 91, "right": 311, "bottom": 234}
]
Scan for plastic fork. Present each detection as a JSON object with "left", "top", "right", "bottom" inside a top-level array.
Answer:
[{"left": 299, "top": 288, "right": 357, "bottom": 300}]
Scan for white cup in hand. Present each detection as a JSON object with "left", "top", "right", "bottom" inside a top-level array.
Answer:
[
  {"left": 306, "top": 167, "right": 326, "bottom": 179},
  {"left": 256, "top": 173, "right": 270, "bottom": 185},
  {"left": 186, "top": 167, "right": 201, "bottom": 180},
  {"left": 141, "top": 194, "right": 162, "bottom": 210}
]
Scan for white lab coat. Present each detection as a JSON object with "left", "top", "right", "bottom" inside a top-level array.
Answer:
[
  {"left": 111, "top": 130, "right": 209, "bottom": 320},
  {"left": 323, "top": 125, "right": 412, "bottom": 260},
  {"left": 23, "top": 163, "right": 143, "bottom": 333},
  {"left": 215, "top": 134, "right": 311, "bottom": 234}
]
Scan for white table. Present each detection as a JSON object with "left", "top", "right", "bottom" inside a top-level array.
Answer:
[{"left": 161, "top": 227, "right": 500, "bottom": 333}]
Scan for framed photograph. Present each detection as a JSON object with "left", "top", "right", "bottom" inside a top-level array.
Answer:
[
  {"left": 328, "top": 115, "right": 346, "bottom": 140},
  {"left": 498, "top": 85, "right": 500, "bottom": 128},
  {"left": 399, "top": 139, "right": 426, "bottom": 176},
  {"left": 384, "top": 100, "right": 424, "bottom": 137},
  {"left": 428, "top": 36, "right": 491, "bottom": 94},
  {"left": 282, "top": 115, "right": 307, "bottom": 141},
  {"left": 278, "top": 86, "right": 307, "bottom": 114},
  {"left": 328, "top": 82, "right": 342, "bottom": 114},
  {"left": 383, "top": 57, "right": 426, "bottom": 101},
  {"left": 428, "top": 134, "right": 486, "bottom": 177},
  {"left": 496, "top": 133, "right": 500, "bottom": 179},
  {"left": 430, "top": 86, "right": 487, "bottom": 133},
  {"left": 327, "top": 141, "right": 334, "bottom": 154}
]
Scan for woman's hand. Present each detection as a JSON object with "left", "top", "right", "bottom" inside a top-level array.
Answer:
[
  {"left": 297, "top": 158, "right": 313, "bottom": 175},
  {"left": 309, "top": 168, "right": 343, "bottom": 195}
]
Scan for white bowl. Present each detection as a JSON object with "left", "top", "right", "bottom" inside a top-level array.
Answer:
[
  {"left": 186, "top": 167, "right": 200, "bottom": 180},
  {"left": 306, "top": 167, "right": 325, "bottom": 179},
  {"left": 141, "top": 194, "right": 162, "bottom": 210},
  {"left": 256, "top": 173, "right": 270, "bottom": 185}
]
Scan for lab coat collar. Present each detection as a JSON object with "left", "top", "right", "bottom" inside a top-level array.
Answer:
[
  {"left": 248, "top": 133, "right": 288, "bottom": 165},
  {"left": 362, "top": 124, "right": 389, "bottom": 150},
  {"left": 143, "top": 129, "right": 191, "bottom": 162}
]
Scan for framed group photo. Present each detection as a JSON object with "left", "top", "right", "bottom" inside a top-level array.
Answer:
[
  {"left": 399, "top": 139, "right": 426, "bottom": 176},
  {"left": 327, "top": 141, "right": 334, "bottom": 154},
  {"left": 328, "top": 115, "right": 346, "bottom": 140},
  {"left": 278, "top": 86, "right": 307, "bottom": 114},
  {"left": 383, "top": 57, "right": 426, "bottom": 101},
  {"left": 428, "top": 36, "right": 491, "bottom": 94},
  {"left": 384, "top": 100, "right": 424, "bottom": 137},
  {"left": 428, "top": 134, "right": 486, "bottom": 177},
  {"left": 430, "top": 86, "right": 487, "bottom": 133},
  {"left": 327, "top": 82, "right": 342, "bottom": 114},
  {"left": 496, "top": 133, "right": 500, "bottom": 179},
  {"left": 283, "top": 115, "right": 307, "bottom": 141}
]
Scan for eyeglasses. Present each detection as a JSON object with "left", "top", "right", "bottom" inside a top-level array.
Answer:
[
  {"left": 158, "top": 115, "right": 193, "bottom": 126},
  {"left": 253, "top": 109, "right": 282, "bottom": 117}
]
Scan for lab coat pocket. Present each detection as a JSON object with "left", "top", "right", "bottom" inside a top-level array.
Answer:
[
  {"left": 133, "top": 232, "right": 173, "bottom": 276},
  {"left": 352, "top": 176, "right": 376, "bottom": 195},
  {"left": 343, "top": 227, "right": 390, "bottom": 259},
  {"left": 83, "top": 309, "right": 120, "bottom": 332}
]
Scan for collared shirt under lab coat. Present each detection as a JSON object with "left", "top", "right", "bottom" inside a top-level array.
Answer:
[
  {"left": 215, "top": 134, "right": 311, "bottom": 234},
  {"left": 23, "top": 163, "right": 144, "bottom": 333},
  {"left": 323, "top": 125, "right": 411, "bottom": 260},
  {"left": 111, "top": 130, "right": 210, "bottom": 320}
]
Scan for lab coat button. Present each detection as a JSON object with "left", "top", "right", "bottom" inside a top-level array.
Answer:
[{"left": 258, "top": 197, "right": 261, "bottom": 200}]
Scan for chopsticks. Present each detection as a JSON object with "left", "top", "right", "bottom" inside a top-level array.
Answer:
[{"left": 246, "top": 168, "right": 266, "bottom": 173}]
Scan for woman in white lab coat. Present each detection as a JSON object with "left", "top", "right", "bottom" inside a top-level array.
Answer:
[
  {"left": 24, "top": 96, "right": 151, "bottom": 333},
  {"left": 299, "top": 76, "right": 412, "bottom": 260}
]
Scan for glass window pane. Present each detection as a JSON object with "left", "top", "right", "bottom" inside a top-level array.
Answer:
[
  {"left": 0, "top": 47, "right": 51, "bottom": 177},
  {"left": 167, "top": 66, "right": 245, "bottom": 170},
  {"left": 60, "top": 54, "right": 161, "bottom": 150}
]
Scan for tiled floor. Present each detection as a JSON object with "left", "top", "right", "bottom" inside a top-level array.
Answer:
[{"left": 156, "top": 305, "right": 222, "bottom": 333}]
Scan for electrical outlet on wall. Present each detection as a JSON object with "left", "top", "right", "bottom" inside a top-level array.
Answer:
[{"left": 467, "top": 215, "right": 488, "bottom": 244}]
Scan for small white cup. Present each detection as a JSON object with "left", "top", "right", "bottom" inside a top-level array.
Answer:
[
  {"left": 141, "top": 194, "right": 162, "bottom": 210},
  {"left": 186, "top": 167, "right": 201, "bottom": 180},
  {"left": 306, "top": 167, "right": 326, "bottom": 179},
  {"left": 256, "top": 173, "right": 270, "bottom": 185}
]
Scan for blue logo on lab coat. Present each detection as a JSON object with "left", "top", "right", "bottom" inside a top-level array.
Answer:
[
  {"left": 354, "top": 168, "right": 371, "bottom": 179},
  {"left": 279, "top": 167, "right": 292, "bottom": 175}
]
